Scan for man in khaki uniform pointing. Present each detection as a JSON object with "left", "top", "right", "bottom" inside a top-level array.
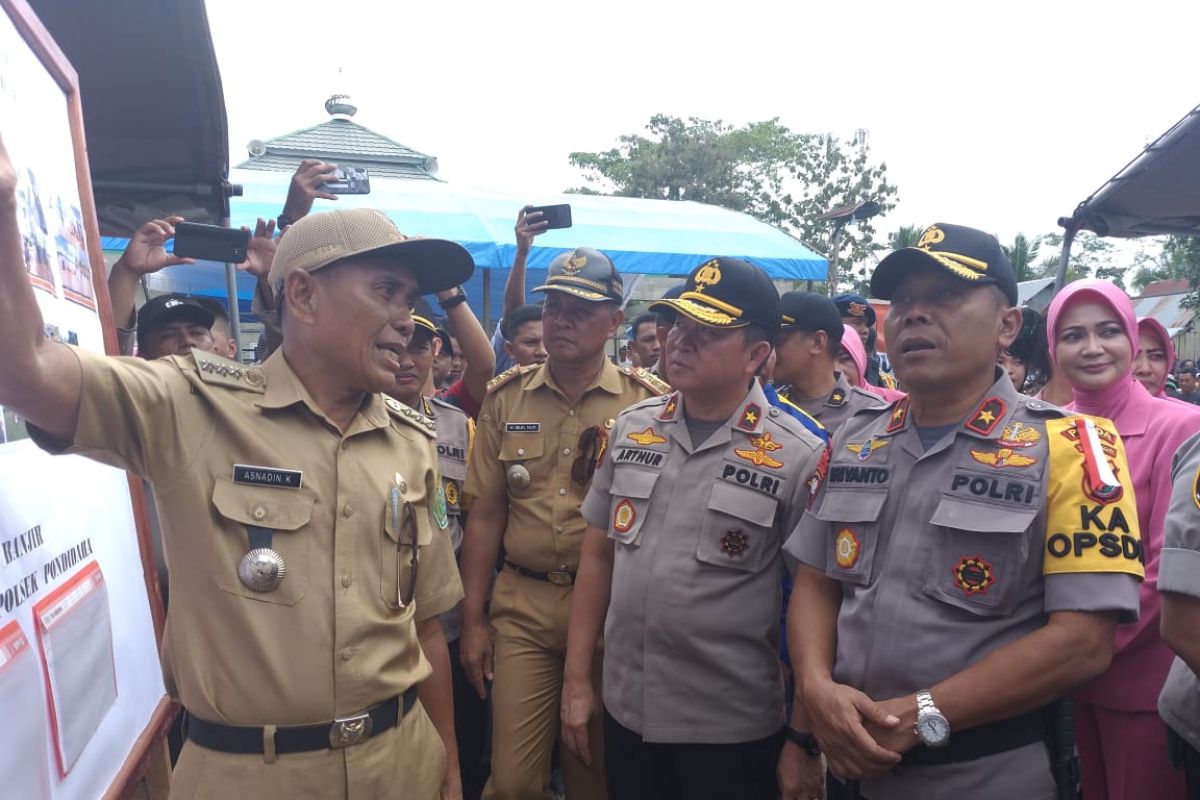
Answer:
[{"left": 0, "top": 130, "right": 466, "bottom": 799}]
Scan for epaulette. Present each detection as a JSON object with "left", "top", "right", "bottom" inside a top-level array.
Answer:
[
  {"left": 384, "top": 395, "right": 437, "bottom": 438},
  {"left": 191, "top": 350, "right": 265, "bottom": 393},
  {"left": 1023, "top": 397, "right": 1065, "bottom": 416},
  {"left": 427, "top": 393, "right": 471, "bottom": 421},
  {"left": 849, "top": 385, "right": 889, "bottom": 408},
  {"left": 487, "top": 363, "right": 536, "bottom": 394},
  {"left": 620, "top": 365, "right": 671, "bottom": 395}
]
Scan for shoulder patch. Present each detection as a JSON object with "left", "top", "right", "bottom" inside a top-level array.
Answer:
[
  {"left": 849, "top": 386, "right": 889, "bottom": 409},
  {"left": 384, "top": 395, "right": 437, "bottom": 438},
  {"left": 487, "top": 363, "right": 536, "bottom": 394},
  {"left": 191, "top": 350, "right": 265, "bottom": 393},
  {"left": 627, "top": 367, "right": 671, "bottom": 396},
  {"left": 428, "top": 393, "right": 470, "bottom": 421}
]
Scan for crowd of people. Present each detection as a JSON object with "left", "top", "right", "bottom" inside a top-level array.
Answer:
[{"left": 2, "top": 141, "right": 1200, "bottom": 800}]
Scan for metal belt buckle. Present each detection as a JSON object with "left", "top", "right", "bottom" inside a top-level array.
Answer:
[
  {"left": 329, "top": 712, "right": 373, "bottom": 748},
  {"left": 547, "top": 571, "right": 573, "bottom": 586}
]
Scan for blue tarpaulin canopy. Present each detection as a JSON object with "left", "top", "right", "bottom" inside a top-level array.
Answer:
[{"left": 104, "top": 168, "right": 827, "bottom": 322}]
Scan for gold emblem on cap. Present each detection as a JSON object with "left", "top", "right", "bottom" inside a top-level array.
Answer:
[
  {"left": 561, "top": 252, "right": 588, "bottom": 275},
  {"left": 693, "top": 259, "right": 722, "bottom": 292},
  {"left": 917, "top": 225, "right": 945, "bottom": 250}
]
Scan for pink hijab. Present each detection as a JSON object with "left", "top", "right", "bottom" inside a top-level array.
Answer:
[
  {"left": 1136, "top": 316, "right": 1186, "bottom": 402},
  {"left": 840, "top": 324, "right": 905, "bottom": 403},
  {"left": 1048, "top": 279, "right": 1200, "bottom": 711}
]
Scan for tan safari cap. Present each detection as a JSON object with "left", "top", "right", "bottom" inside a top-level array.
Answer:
[{"left": 268, "top": 208, "right": 474, "bottom": 295}]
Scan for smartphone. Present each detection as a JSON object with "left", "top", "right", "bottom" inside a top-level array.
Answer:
[
  {"left": 172, "top": 222, "right": 250, "bottom": 263},
  {"left": 526, "top": 203, "right": 572, "bottom": 230},
  {"left": 322, "top": 166, "right": 371, "bottom": 195}
]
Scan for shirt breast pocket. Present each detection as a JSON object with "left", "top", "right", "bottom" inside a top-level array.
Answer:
[
  {"left": 380, "top": 490, "right": 435, "bottom": 613},
  {"left": 922, "top": 495, "right": 1038, "bottom": 616},
  {"left": 211, "top": 477, "right": 315, "bottom": 605},
  {"left": 813, "top": 489, "right": 887, "bottom": 586},
  {"left": 499, "top": 434, "right": 545, "bottom": 498},
  {"left": 608, "top": 467, "right": 659, "bottom": 546},
  {"left": 695, "top": 481, "right": 780, "bottom": 573}
]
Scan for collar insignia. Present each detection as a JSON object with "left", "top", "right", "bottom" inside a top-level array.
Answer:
[
  {"left": 885, "top": 397, "right": 909, "bottom": 433},
  {"left": 966, "top": 397, "right": 1006, "bottom": 436},
  {"left": 738, "top": 403, "right": 762, "bottom": 431}
]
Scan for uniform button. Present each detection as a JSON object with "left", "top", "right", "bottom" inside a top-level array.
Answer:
[
  {"left": 341, "top": 575, "right": 352, "bottom": 588},
  {"left": 558, "top": 488, "right": 567, "bottom": 496},
  {"left": 340, "top": 441, "right": 349, "bottom": 451},
  {"left": 568, "top": 409, "right": 576, "bottom": 417},
  {"left": 769, "top": 408, "right": 780, "bottom": 417},
  {"left": 252, "top": 506, "right": 266, "bottom": 520},
  {"left": 556, "top": 525, "right": 564, "bottom": 534},
  {"left": 342, "top": 503, "right": 354, "bottom": 517},
  {"left": 562, "top": 447, "right": 571, "bottom": 456},
  {"left": 341, "top": 648, "right": 353, "bottom": 661},
  {"left": 517, "top": 448, "right": 526, "bottom": 456}
]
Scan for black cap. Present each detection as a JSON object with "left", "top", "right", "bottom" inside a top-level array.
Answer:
[
  {"left": 502, "top": 303, "right": 543, "bottom": 340},
  {"left": 649, "top": 257, "right": 780, "bottom": 330},
  {"left": 872, "top": 223, "right": 1018, "bottom": 306},
  {"left": 651, "top": 283, "right": 687, "bottom": 326},
  {"left": 193, "top": 296, "right": 230, "bottom": 324},
  {"left": 781, "top": 291, "right": 845, "bottom": 346},
  {"left": 532, "top": 248, "right": 623, "bottom": 303},
  {"left": 137, "top": 293, "right": 214, "bottom": 336},
  {"left": 434, "top": 327, "right": 454, "bottom": 356},
  {"left": 831, "top": 293, "right": 877, "bottom": 326},
  {"left": 411, "top": 297, "right": 438, "bottom": 339}
]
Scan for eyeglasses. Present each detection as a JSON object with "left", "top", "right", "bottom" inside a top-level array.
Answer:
[
  {"left": 389, "top": 486, "right": 420, "bottom": 608},
  {"left": 571, "top": 426, "right": 605, "bottom": 486}
]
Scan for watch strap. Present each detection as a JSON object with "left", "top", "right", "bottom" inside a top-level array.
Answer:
[
  {"left": 438, "top": 289, "right": 468, "bottom": 310},
  {"left": 784, "top": 727, "right": 821, "bottom": 757}
]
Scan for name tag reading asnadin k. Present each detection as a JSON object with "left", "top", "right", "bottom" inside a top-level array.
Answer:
[{"left": 233, "top": 464, "right": 304, "bottom": 489}]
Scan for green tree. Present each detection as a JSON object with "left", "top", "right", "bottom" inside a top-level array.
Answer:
[
  {"left": 568, "top": 115, "right": 899, "bottom": 290},
  {"left": 1040, "top": 231, "right": 1124, "bottom": 287},
  {"left": 888, "top": 224, "right": 925, "bottom": 250},
  {"left": 1130, "top": 235, "right": 1200, "bottom": 292},
  {"left": 1000, "top": 234, "right": 1042, "bottom": 282}
]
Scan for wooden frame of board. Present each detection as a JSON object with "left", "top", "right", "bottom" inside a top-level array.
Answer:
[{"left": 1, "top": 0, "right": 176, "bottom": 796}]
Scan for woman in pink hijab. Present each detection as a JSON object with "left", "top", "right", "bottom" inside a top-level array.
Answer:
[
  {"left": 1048, "top": 280, "right": 1200, "bottom": 800},
  {"left": 835, "top": 324, "right": 905, "bottom": 402},
  {"left": 1134, "top": 316, "right": 1193, "bottom": 408}
]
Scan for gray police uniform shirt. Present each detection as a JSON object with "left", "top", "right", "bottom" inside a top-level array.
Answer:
[
  {"left": 581, "top": 380, "right": 827, "bottom": 744},
  {"left": 783, "top": 372, "right": 886, "bottom": 435},
  {"left": 425, "top": 394, "right": 473, "bottom": 642},
  {"left": 786, "top": 374, "right": 1143, "bottom": 800},
  {"left": 1158, "top": 430, "right": 1200, "bottom": 751}
]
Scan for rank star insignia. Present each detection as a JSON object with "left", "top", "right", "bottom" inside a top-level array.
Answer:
[
  {"left": 734, "top": 447, "right": 784, "bottom": 469},
  {"left": 966, "top": 397, "right": 1006, "bottom": 435},
  {"left": 953, "top": 555, "right": 995, "bottom": 595},
  {"left": 659, "top": 394, "right": 680, "bottom": 421},
  {"left": 750, "top": 432, "right": 783, "bottom": 451},
  {"left": 720, "top": 529, "right": 749, "bottom": 557},
  {"left": 977, "top": 410, "right": 996, "bottom": 425},
  {"left": 970, "top": 448, "right": 1037, "bottom": 469},
  {"left": 847, "top": 438, "right": 890, "bottom": 462},
  {"left": 613, "top": 500, "right": 636, "bottom": 534},
  {"left": 829, "top": 389, "right": 846, "bottom": 405},
  {"left": 738, "top": 403, "right": 761, "bottom": 430},
  {"left": 835, "top": 528, "right": 860, "bottom": 569},
  {"left": 627, "top": 427, "right": 667, "bottom": 446},
  {"left": 886, "top": 398, "right": 909, "bottom": 432},
  {"left": 999, "top": 422, "right": 1041, "bottom": 448}
]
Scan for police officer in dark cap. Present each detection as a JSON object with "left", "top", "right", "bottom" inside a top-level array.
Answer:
[
  {"left": 563, "top": 257, "right": 829, "bottom": 800},
  {"left": 833, "top": 292, "right": 896, "bottom": 391},
  {"left": 135, "top": 293, "right": 217, "bottom": 359},
  {"left": 461, "top": 247, "right": 668, "bottom": 799}
]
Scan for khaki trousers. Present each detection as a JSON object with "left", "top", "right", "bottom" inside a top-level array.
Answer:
[
  {"left": 483, "top": 568, "right": 606, "bottom": 800},
  {"left": 170, "top": 700, "right": 445, "bottom": 799}
]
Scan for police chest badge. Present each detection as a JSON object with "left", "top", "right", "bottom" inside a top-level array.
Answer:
[
  {"left": 239, "top": 548, "right": 286, "bottom": 592},
  {"left": 952, "top": 555, "right": 995, "bottom": 595},
  {"left": 720, "top": 529, "right": 749, "bottom": 558},
  {"left": 445, "top": 480, "right": 460, "bottom": 509},
  {"left": 835, "top": 528, "right": 860, "bottom": 569}
]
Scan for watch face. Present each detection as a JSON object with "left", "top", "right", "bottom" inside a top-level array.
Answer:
[{"left": 918, "top": 714, "right": 950, "bottom": 745}]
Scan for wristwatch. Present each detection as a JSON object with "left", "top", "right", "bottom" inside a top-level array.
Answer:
[
  {"left": 914, "top": 689, "right": 950, "bottom": 748},
  {"left": 784, "top": 727, "right": 821, "bottom": 757},
  {"left": 276, "top": 214, "right": 295, "bottom": 230},
  {"left": 438, "top": 287, "right": 468, "bottom": 310}
]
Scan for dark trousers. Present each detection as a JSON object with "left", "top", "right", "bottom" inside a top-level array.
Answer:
[
  {"left": 603, "top": 709, "right": 783, "bottom": 800},
  {"left": 449, "top": 637, "right": 491, "bottom": 800},
  {"left": 1168, "top": 727, "right": 1200, "bottom": 800}
]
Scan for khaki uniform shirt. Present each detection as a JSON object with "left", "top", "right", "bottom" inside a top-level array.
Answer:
[
  {"left": 464, "top": 361, "right": 666, "bottom": 573},
  {"left": 782, "top": 372, "right": 886, "bottom": 436},
  {"left": 1157, "top": 430, "right": 1200, "bottom": 751},
  {"left": 581, "top": 381, "right": 826, "bottom": 743},
  {"left": 785, "top": 374, "right": 1143, "bottom": 799},
  {"left": 33, "top": 347, "right": 463, "bottom": 729}
]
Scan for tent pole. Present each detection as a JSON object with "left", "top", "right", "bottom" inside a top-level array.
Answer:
[
  {"left": 482, "top": 267, "right": 491, "bottom": 331},
  {"left": 1053, "top": 225, "right": 1078, "bottom": 294},
  {"left": 826, "top": 222, "right": 846, "bottom": 296},
  {"left": 222, "top": 215, "right": 243, "bottom": 361}
]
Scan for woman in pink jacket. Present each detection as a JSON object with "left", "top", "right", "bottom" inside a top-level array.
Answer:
[{"left": 1048, "top": 280, "right": 1200, "bottom": 800}]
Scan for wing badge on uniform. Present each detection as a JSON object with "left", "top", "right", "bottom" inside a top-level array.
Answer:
[
  {"left": 970, "top": 448, "right": 1037, "bottom": 469},
  {"left": 734, "top": 447, "right": 784, "bottom": 469},
  {"left": 846, "top": 438, "right": 890, "bottom": 462},
  {"left": 627, "top": 427, "right": 667, "bottom": 446}
]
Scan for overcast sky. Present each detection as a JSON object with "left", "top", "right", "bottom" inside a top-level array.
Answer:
[{"left": 207, "top": 0, "right": 1197, "bottom": 256}]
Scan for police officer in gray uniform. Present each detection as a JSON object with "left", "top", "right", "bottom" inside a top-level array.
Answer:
[
  {"left": 785, "top": 224, "right": 1145, "bottom": 800},
  {"left": 774, "top": 291, "right": 886, "bottom": 435},
  {"left": 561, "top": 257, "right": 829, "bottom": 800},
  {"left": 1158, "top": 430, "right": 1200, "bottom": 796}
]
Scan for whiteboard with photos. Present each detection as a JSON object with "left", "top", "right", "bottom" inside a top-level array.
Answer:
[{"left": 0, "top": 1, "right": 170, "bottom": 797}]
